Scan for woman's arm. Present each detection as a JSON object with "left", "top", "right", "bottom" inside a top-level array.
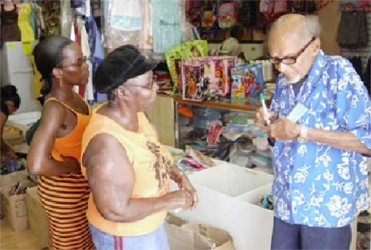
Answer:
[
  {"left": 0, "top": 112, "right": 17, "bottom": 160},
  {"left": 83, "top": 133, "right": 192, "bottom": 223},
  {"left": 27, "top": 102, "right": 80, "bottom": 176},
  {"left": 170, "top": 164, "right": 198, "bottom": 208}
]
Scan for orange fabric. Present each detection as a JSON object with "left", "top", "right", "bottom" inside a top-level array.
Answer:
[
  {"left": 45, "top": 97, "right": 91, "bottom": 161},
  {"left": 81, "top": 107, "right": 173, "bottom": 236},
  {"left": 38, "top": 96, "right": 93, "bottom": 250}
]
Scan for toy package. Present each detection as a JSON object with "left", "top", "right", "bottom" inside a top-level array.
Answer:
[
  {"left": 245, "top": 63, "right": 265, "bottom": 98},
  {"left": 164, "top": 40, "right": 208, "bottom": 95},
  {"left": 182, "top": 64, "right": 203, "bottom": 101},
  {"left": 230, "top": 65, "right": 245, "bottom": 100},
  {"left": 181, "top": 56, "right": 236, "bottom": 101}
]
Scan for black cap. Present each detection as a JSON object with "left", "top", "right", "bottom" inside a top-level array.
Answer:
[{"left": 94, "top": 45, "right": 159, "bottom": 93}]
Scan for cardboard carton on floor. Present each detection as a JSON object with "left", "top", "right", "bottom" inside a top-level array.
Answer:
[
  {"left": 0, "top": 170, "right": 28, "bottom": 188},
  {"left": 26, "top": 186, "right": 49, "bottom": 248},
  {"left": 165, "top": 213, "right": 234, "bottom": 250},
  {"left": 1, "top": 180, "right": 36, "bottom": 232}
]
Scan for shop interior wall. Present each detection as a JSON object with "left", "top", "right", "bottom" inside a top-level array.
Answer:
[{"left": 318, "top": 1, "right": 341, "bottom": 55}]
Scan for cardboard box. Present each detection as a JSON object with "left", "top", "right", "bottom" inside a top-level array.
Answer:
[
  {"left": 165, "top": 213, "right": 234, "bottom": 250},
  {"left": 1, "top": 180, "right": 36, "bottom": 232},
  {"left": 0, "top": 170, "right": 28, "bottom": 189},
  {"left": 26, "top": 186, "right": 49, "bottom": 248}
]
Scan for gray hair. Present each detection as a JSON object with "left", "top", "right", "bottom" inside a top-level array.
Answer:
[
  {"left": 269, "top": 14, "right": 321, "bottom": 42},
  {"left": 303, "top": 15, "right": 321, "bottom": 39}
]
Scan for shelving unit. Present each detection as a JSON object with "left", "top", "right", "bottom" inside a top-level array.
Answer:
[{"left": 147, "top": 94, "right": 262, "bottom": 160}]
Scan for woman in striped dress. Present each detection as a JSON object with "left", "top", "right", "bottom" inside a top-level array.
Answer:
[{"left": 27, "top": 36, "right": 93, "bottom": 250}]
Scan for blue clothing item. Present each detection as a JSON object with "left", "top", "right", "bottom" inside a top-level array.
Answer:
[
  {"left": 270, "top": 50, "right": 371, "bottom": 228},
  {"left": 85, "top": 15, "right": 104, "bottom": 72},
  {"left": 152, "top": 0, "right": 182, "bottom": 53},
  {"left": 89, "top": 223, "right": 170, "bottom": 250},
  {"left": 271, "top": 217, "right": 351, "bottom": 249}
]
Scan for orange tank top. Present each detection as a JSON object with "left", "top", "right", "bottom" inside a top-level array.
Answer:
[
  {"left": 81, "top": 108, "right": 173, "bottom": 236},
  {"left": 45, "top": 97, "right": 91, "bottom": 161}
]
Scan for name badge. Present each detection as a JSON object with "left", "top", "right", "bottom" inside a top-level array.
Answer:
[{"left": 287, "top": 103, "right": 308, "bottom": 123}]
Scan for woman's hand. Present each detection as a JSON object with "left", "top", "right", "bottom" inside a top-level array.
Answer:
[
  {"left": 164, "top": 189, "right": 194, "bottom": 211},
  {"left": 176, "top": 175, "right": 198, "bottom": 209}
]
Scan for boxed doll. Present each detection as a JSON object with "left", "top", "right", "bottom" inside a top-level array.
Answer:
[
  {"left": 181, "top": 56, "right": 236, "bottom": 101},
  {"left": 230, "top": 65, "right": 246, "bottom": 100},
  {"left": 244, "top": 63, "right": 265, "bottom": 98}
]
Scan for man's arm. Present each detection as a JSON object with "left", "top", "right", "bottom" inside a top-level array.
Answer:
[{"left": 268, "top": 117, "right": 371, "bottom": 155}]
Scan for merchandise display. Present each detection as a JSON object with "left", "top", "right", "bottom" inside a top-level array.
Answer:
[{"left": 1, "top": 1, "right": 369, "bottom": 250}]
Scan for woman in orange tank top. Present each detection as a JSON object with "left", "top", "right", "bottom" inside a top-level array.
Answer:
[
  {"left": 27, "top": 36, "right": 93, "bottom": 250},
  {"left": 82, "top": 45, "right": 198, "bottom": 250}
]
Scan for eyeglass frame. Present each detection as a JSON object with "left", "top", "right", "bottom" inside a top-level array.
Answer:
[
  {"left": 57, "top": 56, "right": 89, "bottom": 68},
  {"left": 125, "top": 81, "right": 156, "bottom": 90},
  {"left": 267, "top": 37, "right": 316, "bottom": 65}
]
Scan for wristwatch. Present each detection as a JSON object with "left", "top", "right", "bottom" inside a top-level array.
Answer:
[{"left": 297, "top": 125, "right": 308, "bottom": 144}]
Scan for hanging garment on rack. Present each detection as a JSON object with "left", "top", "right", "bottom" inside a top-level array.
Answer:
[
  {"left": 0, "top": 4, "right": 21, "bottom": 47},
  {"left": 364, "top": 56, "right": 370, "bottom": 96},
  {"left": 18, "top": 3, "right": 35, "bottom": 42},
  {"left": 152, "top": 0, "right": 182, "bottom": 53},
  {"left": 31, "top": 56, "right": 43, "bottom": 100},
  {"left": 41, "top": 0, "right": 61, "bottom": 37},
  {"left": 83, "top": 0, "right": 96, "bottom": 103},
  {"left": 85, "top": 14, "right": 104, "bottom": 72},
  {"left": 61, "top": 0, "right": 73, "bottom": 37},
  {"left": 104, "top": 0, "right": 146, "bottom": 49},
  {"left": 348, "top": 55, "right": 363, "bottom": 80},
  {"left": 34, "top": 3, "right": 44, "bottom": 40},
  {"left": 110, "top": 0, "right": 142, "bottom": 31},
  {"left": 337, "top": 11, "right": 368, "bottom": 48},
  {"left": 29, "top": 2, "right": 37, "bottom": 37}
]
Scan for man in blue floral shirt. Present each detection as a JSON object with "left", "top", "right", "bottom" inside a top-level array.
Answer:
[{"left": 256, "top": 14, "right": 371, "bottom": 249}]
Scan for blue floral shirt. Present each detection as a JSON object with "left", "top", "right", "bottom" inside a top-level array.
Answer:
[{"left": 270, "top": 50, "right": 371, "bottom": 227}]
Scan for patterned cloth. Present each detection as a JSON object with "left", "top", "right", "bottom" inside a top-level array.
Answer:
[{"left": 270, "top": 50, "right": 371, "bottom": 227}]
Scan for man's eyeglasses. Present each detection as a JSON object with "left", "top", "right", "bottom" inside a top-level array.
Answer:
[
  {"left": 125, "top": 81, "right": 155, "bottom": 90},
  {"left": 268, "top": 37, "right": 315, "bottom": 65},
  {"left": 57, "top": 56, "right": 88, "bottom": 68}
]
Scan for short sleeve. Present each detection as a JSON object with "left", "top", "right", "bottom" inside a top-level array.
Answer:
[{"left": 335, "top": 59, "right": 371, "bottom": 149}]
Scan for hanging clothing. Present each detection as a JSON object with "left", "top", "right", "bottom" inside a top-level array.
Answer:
[
  {"left": 29, "top": 3, "right": 37, "bottom": 37},
  {"left": 76, "top": 17, "right": 90, "bottom": 98},
  {"left": 0, "top": 4, "right": 21, "bottom": 47},
  {"left": 37, "top": 97, "right": 94, "bottom": 250},
  {"left": 364, "top": 56, "right": 371, "bottom": 96},
  {"left": 41, "top": 0, "right": 61, "bottom": 37},
  {"left": 17, "top": 3, "right": 35, "bottom": 42},
  {"left": 31, "top": 56, "right": 42, "bottom": 100},
  {"left": 348, "top": 56, "right": 363, "bottom": 80},
  {"left": 152, "top": 0, "right": 182, "bottom": 53},
  {"left": 33, "top": 3, "right": 44, "bottom": 40},
  {"left": 337, "top": 11, "right": 368, "bottom": 48}
]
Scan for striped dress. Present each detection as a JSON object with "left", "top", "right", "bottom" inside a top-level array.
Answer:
[{"left": 38, "top": 98, "right": 93, "bottom": 250}]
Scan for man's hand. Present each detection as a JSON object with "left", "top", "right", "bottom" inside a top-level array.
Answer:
[
  {"left": 268, "top": 117, "right": 301, "bottom": 140},
  {"left": 256, "top": 108, "right": 278, "bottom": 130}
]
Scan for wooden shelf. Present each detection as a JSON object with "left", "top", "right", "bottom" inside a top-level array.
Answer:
[{"left": 171, "top": 95, "right": 260, "bottom": 112}]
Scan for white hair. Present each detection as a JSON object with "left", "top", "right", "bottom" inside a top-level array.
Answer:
[{"left": 303, "top": 15, "right": 321, "bottom": 39}]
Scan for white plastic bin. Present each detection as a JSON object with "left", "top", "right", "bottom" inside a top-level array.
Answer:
[
  {"left": 189, "top": 163, "right": 272, "bottom": 197},
  {"left": 173, "top": 164, "right": 274, "bottom": 249},
  {"left": 7, "top": 111, "right": 41, "bottom": 137}
]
